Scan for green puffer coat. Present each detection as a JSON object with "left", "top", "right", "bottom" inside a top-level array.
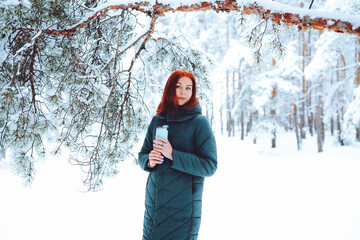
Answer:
[{"left": 138, "top": 104, "right": 217, "bottom": 240}]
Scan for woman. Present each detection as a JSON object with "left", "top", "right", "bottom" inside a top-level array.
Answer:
[{"left": 138, "top": 69, "right": 217, "bottom": 240}]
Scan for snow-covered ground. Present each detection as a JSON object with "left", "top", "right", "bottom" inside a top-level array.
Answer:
[{"left": 1, "top": 132, "right": 360, "bottom": 240}]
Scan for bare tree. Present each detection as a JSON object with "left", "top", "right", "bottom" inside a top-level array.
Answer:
[{"left": 356, "top": 38, "right": 360, "bottom": 141}]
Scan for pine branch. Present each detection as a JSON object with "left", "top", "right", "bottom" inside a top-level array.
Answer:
[
  {"left": 14, "top": 1, "right": 359, "bottom": 38},
  {"left": 268, "top": 21, "right": 286, "bottom": 59},
  {"left": 115, "top": 14, "right": 158, "bottom": 145},
  {"left": 29, "top": 41, "right": 38, "bottom": 113},
  {"left": 247, "top": 19, "right": 268, "bottom": 65},
  {"left": 101, "top": 25, "right": 150, "bottom": 73},
  {"left": 77, "top": 14, "right": 158, "bottom": 191}
]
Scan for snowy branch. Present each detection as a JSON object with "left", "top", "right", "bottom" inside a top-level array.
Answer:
[{"left": 36, "top": 0, "right": 360, "bottom": 37}]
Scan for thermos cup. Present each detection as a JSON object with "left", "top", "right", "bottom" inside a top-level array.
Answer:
[{"left": 155, "top": 125, "right": 169, "bottom": 162}]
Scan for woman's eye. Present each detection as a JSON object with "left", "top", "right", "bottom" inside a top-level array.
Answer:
[
  {"left": 176, "top": 85, "right": 181, "bottom": 89},
  {"left": 186, "top": 87, "right": 192, "bottom": 90}
]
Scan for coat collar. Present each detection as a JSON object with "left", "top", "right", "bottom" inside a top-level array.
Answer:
[{"left": 159, "top": 104, "right": 202, "bottom": 123}]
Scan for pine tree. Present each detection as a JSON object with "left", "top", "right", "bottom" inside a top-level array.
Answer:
[{"left": 0, "top": 1, "right": 211, "bottom": 190}]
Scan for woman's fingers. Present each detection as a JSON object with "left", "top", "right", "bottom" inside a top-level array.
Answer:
[
  {"left": 154, "top": 136, "right": 168, "bottom": 144},
  {"left": 154, "top": 136, "right": 173, "bottom": 160},
  {"left": 153, "top": 138, "right": 166, "bottom": 153},
  {"left": 153, "top": 141, "right": 163, "bottom": 150},
  {"left": 150, "top": 152, "right": 162, "bottom": 161},
  {"left": 151, "top": 136, "right": 173, "bottom": 164},
  {"left": 149, "top": 150, "right": 164, "bottom": 166}
]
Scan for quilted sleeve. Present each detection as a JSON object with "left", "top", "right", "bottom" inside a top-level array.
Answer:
[
  {"left": 138, "top": 116, "right": 158, "bottom": 172},
  {"left": 171, "top": 116, "right": 217, "bottom": 177}
]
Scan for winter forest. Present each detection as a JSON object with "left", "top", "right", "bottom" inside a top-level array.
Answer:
[
  {"left": 1, "top": 1, "right": 360, "bottom": 240},
  {"left": 1, "top": 0, "right": 360, "bottom": 188}
]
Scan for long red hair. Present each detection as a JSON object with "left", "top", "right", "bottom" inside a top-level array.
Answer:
[{"left": 156, "top": 69, "right": 199, "bottom": 115}]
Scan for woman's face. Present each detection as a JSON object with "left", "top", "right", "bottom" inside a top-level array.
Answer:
[{"left": 176, "top": 76, "right": 193, "bottom": 106}]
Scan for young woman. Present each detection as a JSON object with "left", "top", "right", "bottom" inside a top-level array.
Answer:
[{"left": 138, "top": 69, "right": 217, "bottom": 240}]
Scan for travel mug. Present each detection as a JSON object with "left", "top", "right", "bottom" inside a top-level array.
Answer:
[{"left": 155, "top": 125, "right": 169, "bottom": 162}]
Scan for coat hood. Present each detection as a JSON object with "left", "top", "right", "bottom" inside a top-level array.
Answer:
[{"left": 160, "top": 104, "right": 202, "bottom": 123}]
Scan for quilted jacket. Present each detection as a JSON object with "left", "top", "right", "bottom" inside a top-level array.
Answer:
[{"left": 138, "top": 104, "right": 217, "bottom": 240}]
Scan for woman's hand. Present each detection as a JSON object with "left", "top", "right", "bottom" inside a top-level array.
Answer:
[
  {"left": 153, "top": 136, "right": 173, "bottom": 160},
  {"left": 148, "top": 149, "right": 164, "bottom": 168}
]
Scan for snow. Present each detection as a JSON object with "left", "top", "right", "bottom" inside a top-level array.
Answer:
[
  {"left": 0, "top": 0, "right": 31, "bottom": 8},
  {"left": 0, "top": 36, "right": 8, "bottom": 65},
  {"left": 241, "top": 0, "right": 360, "bottom": 29},
  {"left": 344, "top": 86, "right": 360, "bottom": 128},
  {"left": 1, "top": 133, "right": 360, "bottom": 240}
]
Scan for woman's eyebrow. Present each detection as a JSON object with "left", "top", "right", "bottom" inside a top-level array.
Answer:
[{"left": 176, "top": 83, "right": 192, "bottom": 87}]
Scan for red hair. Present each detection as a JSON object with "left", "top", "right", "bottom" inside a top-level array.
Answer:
[{"left": 156, "top": 69, "right": 199, "bottom": 115}]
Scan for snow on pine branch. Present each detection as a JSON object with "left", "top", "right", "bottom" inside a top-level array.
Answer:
[
  {"left": 40, "top": 0, "right": 360, "bottom": 37},
  {"left": 241, "top": 0, "right": 360, "bottom": 28},
  {"left": 13, "top": 30, "right": 42, "bottom": 57}
]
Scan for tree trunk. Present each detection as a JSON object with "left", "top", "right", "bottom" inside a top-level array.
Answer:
[
  {"left": 337, "top": 55, "right": 346, "bottom": 145},
  {"left": 307, "top": 30, "right": 314, "bottom": 136},
  {"left": 356, "top": 38, "right": 360, "bottom": 141},
  {"left": 357, "top": 38, "right": 360, "bottom": 86},
  {"left": 247, "top": 112, "right": 253, "bottom": 136},
  {"left": 271, "top": 110, "right": 276, "bottom": 149},
  {"left": 240, "top": 110, "right": 245, "bottom": 140},
  {"left": 308, "top": 111, "right": 314, "bottom": 136},
  {"left": 271, "top": 129, "right": 276, "bottom": 148},
  {"left": 300, "top": 30, "right": 306, "bottom": 139},
  {"left": 247, "top": 111, "right": 258, "bottom": 144},
  {"left": 220, "top": 106, "right": 224, "bottom": 135},
  {"left": 211, "top": 102, "right": 214, "bottom": 129},
  {"left": 226, "top": 71, "right": 232, "bottom": 137},
  {"left": 316, "top": 104, "right": 324, "bottom": 152},
  {"left": 270, "top": 83, "right": 277, "bottom": 148},
  {"left": 316, "top": 78, "right": 324, "bottom": 153},
  {"left": 237, "top": 66, "right": 244, "bottom": 140},
  {"left": 337, "top": 111, "right": 344, "bottom": 146},
  {"left": 270, "top": 59, "right": 277, "bottom": 148},
  {"left": 293, "top": 104, "right": 301, "bottom": 150},
  {"left": 206, "top": 102, "right": 214, "bottom": 128},
  {"left": 232, "top": 71, "right": 236, "bottom": 137},
  {"left": 330, "top": 66, "right": 336, "bottom": 137}
]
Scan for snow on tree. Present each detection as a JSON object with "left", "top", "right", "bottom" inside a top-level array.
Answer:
[
  {"left": 21, "top": 0, "right": 358, "bottom": 37},
  {"left": 305, "top": 31, "right": 358, "bottom": 150},
  {"left": 344, "top": 87, "right": 360, "bottom": 142},
  {"left": 0, "top": 1, "right": 210, "bottom": 190}
]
